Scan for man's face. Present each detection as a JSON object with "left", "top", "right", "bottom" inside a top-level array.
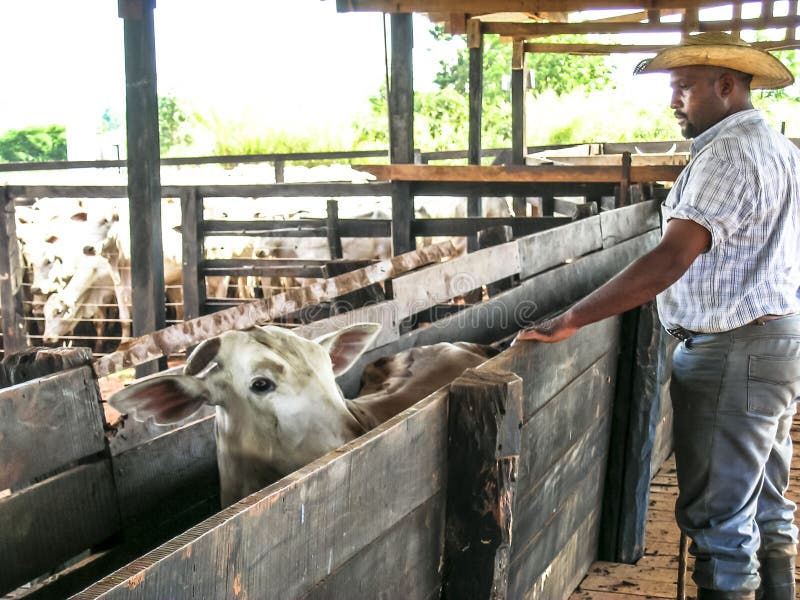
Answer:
[{"left": 669, "top": 66, "right": 727, "bottom": 139}]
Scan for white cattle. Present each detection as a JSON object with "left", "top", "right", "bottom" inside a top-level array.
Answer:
[
  {"left": 41, "top": 252, "right": 130, "bottom": 352},
  {"left": 109, "top": 323, "right": 494, "bottom": 507}
]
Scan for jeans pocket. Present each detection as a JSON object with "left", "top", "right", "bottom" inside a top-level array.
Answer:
[{"left": 747, "top": 355, "right": 800, "bottom": 417}]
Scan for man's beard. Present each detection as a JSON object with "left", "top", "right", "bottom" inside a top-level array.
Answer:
[{"left": 676, "top": 112, "right": 699, "bottom": 139}]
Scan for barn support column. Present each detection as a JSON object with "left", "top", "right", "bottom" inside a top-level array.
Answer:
[
  {"left": 467, "top": 19, "right": 484, "bottom": 253},
  {"left": 120, "top": 0, "right": 166, "bottom": 375},
  {"left": 0, "top": 188, "right": 28, "bottom": 353},
  {"left": 511, "top": 40, "right": 529, "bottom": 218},
  {"left": 389, "top": 13, "right": 414, "bottom": 256}
]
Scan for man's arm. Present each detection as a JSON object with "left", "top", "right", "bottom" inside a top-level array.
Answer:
[{"left": 515, "top": 218, "right": 711, "bottom": 343}]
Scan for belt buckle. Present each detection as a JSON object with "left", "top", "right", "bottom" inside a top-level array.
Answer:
[{"left": 667, "top": 326, "right": 693, "bottom": 341}]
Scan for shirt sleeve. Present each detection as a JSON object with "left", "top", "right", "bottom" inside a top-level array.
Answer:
[{"left": 669, "top": 154, "right": 754, "bottom": 250}]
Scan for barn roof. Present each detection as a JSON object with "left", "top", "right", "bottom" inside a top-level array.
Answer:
[{"left": 336, "top": 0, "right": 800, "bottom": 53}]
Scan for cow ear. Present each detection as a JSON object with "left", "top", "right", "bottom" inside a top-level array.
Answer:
[
  {"left": 108, "top": 375, "right": 211, "bottom": 426},
  {"left": 315, "top": 323, "right": 381, "bottom": 377}
]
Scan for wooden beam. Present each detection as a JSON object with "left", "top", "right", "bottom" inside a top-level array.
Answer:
[
  {"left": 356, "top": 164, "right": 684, "bottom": 183},
  {"left": 0, "top": 188, "right": 27, "bottom": 353},
  {"left": 0, "top": 362, "right": 105, "bottom": 491},
  {"left": 336, "top": 0, "right": 759, "bottom": 14},
  {"left": 467, "top": 20, "right": 484, "bottom": 250},
  {"left": 443, "top": 368, "right": 523, "bottom": 599},
  {"left": 484, "top": 14, "right": 800, "bottom": 36},
  {"left": 180, "top": 187, "right": 205, "bottom": 322},
  {"left": 121, "top": 0, "right": 166, "bottom": 376}
]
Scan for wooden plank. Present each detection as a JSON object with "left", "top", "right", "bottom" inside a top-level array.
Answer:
[
  {"left": 516, "top": 351, "right": 617, "bottom": 487},
  {"left": 508, "top": 470, "right": 604, "bottom": 598},
  {"left": 443, "top": 369, "right": 523, "bottom": 599},
  {"left": 512, "top": 414, "right": 612, "bottom": 560},
  {"left": 411, "top": 216, "right": 570, "bottom": 237},
  {"left": 517, "top": 215, "right": 603, "bottom": 280},
  {"left": 93, "top": 239, "right": 461, "bottom": 377},
  {"left": 0, "top": 459, "right": 120, "bottom": 595},
  {"left": 294, "top": 300, "right": 401, "bottom": 349},
  {"left": 485, "top": 14, "right": 800, "bottom": 36},
  {"left": 0, "top": 365, "right": 106, "bottom": 491},
  {"left": 492, "top": 317, "right": 620, "bottom": 421},
  {"left": 74, "top": 389, "right": 449, "bottom": 599},
  {"left": 203, "top": 219, "right": 391, "bottom": 238},
  {"left": 391, "top": 241, "right": 520, "bottom": 318},
  {"left": 413, "top": 181, "right": 615, "bottom": 197},
  {"left": 0, "top": 346, "right": 93, "bottom": 387},
  {"left": 111, "top": 415, "right": 217, "bottom": 521},
  {"left": 357, "top": 164, "right": 684, "bottom": 183},
  {"left": 526, "top": 508, "right": 601, "bottom": 600},
  {"left": 195, "top": 182, "right": 393, "bottom": 198},
  {"left": 336, "top": 0, "right": 791, "bottom": 15},
  {"left": 0, "top": 189, "right": 27, "bottom": 354},
  {"left": 303, "top": 493, "right": 445, "bottom": 600},
  {"left": 600, "top": 200, "right": 660, "bottom": 248}
]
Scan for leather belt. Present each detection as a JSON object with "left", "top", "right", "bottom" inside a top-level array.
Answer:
[{"left": 667, "top": 313, "right": 798, "bottom": 341}]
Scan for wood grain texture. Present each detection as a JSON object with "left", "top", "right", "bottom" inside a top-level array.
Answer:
[
  {"left": 111, "top": 415, "right": 217, "bottom": 521},
  {"left": 599, "top": 201, "right": 660, "bottom": 248},
  {"left": 0, "top": 459, "right": 120, "bottom": 595},
  {"left": 443, "top": 368, "right": 523, "bottom": 600},
  {"left": 0, "top": 190, "right": 27, "bottom": 353},
  {"left": 391, "top": 241, "right": 520, "bottom": 318},
  {"left": 0, "top": 364, "right": 105, "bottom": 490}
]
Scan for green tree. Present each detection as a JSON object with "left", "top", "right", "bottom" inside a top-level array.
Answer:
[
  {"left": 0, "top": 125, "right": 67, "bottom": 162},
  {"left": 355, "top": 26, "right": 615, "bottom": 150},
  {"left": 158, "top": 94, "right": 193, "bottom": 154}
]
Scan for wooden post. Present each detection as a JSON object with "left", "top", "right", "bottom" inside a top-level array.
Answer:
[
  {"left": 467, "top": 19, "right": 484, "bottom": 253},
  {"left": 618, "top": 151, "right": 632, "bottom": 208},
  {"left": 390, "top": 13, "right": 415, "bottom": 256},
  {"left": 443, "top": 368, "right": 523, "bottom": 600},
  {"left": 0, "top": 188, "right": 28, "bottom": 353},
  {"left": 599, "top": 301, "right": 673, "bottom": 563},
  {"left": 511, "top": 40, "right": 528, "bottom": 221},
  {"left": 120, "top": 0, "right": 166, "bottom": 375},
  {"left": 274, "top": 159, "right": 285, "bottom": 183},
  {"left": 478, "top": 225, "right": 514, "bottom": 298},
  {"left": 326, "top": 199, "right": 343, "bottom": 259},
  {"left": 180, "top": 187, "right": 206, "bottom": 321}
]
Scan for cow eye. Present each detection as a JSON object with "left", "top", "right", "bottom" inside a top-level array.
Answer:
[{"left": 250, "top": 377, "right": 276, "bottom": 394}]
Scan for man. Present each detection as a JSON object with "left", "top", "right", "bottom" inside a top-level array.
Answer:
[{"left": 516, "top": 32, "right": 800, "bottom": 600}]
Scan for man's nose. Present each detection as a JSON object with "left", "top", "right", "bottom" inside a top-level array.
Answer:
[{"left": 670, "top": 91, "right": 682, "bottom": 109}]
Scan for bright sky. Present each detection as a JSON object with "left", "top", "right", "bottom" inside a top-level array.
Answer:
[{"left": 0, "top": 1, "right": 459, "bottom": 136}]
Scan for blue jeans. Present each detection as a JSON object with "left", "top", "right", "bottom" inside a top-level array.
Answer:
[{"left": 670, "top": 314, "right": 800, "bottom": 591}]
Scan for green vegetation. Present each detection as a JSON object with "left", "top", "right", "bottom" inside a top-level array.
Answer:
[{"left": 0, "top": 125, "right": 67, "bottom": 162}]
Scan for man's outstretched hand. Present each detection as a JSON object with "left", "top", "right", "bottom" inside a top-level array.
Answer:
[{"left": 514, "top": 313, "right": 578, "bottom": 344}]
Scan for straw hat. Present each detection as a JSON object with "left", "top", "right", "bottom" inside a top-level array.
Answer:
[{"left": 634, "top": 31, "right": 794, "bottom": 89}]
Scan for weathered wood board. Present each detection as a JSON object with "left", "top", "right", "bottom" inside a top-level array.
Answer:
[
  {"left": 0, "top": 365, "right": 106, "bottom": 491},
  {"left": 0, "top": 459, "right": 120, "bottom": 594}
]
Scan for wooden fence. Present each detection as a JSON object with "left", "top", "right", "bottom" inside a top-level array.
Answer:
[{"left": 0, "top": 200, "right": 674, "bottom": 599}]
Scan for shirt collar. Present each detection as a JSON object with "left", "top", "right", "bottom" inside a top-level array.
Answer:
[{"left": 691, "top": 109, "right": 762, "bottom": 155}]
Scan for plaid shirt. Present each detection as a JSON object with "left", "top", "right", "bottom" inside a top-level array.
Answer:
[{"left": 657, "top": 109, "right": 800, "bottom": 333}]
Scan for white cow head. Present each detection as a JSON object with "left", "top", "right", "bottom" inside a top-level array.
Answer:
[
  {"left": 109, "top": 322, "right": 381, "bottom": 506},
  {"left": 42, "top": 252, "right": 119, "bottom": 345}
]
